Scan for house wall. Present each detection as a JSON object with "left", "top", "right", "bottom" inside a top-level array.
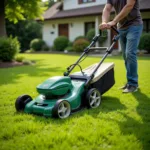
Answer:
[
  {"left": 63, "top": 0, "right": 107, "bottom": 10},
  {"left": 43, "top": 16, "right": 110, "bottom": 48}
]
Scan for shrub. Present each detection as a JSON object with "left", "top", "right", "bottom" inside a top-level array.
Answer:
[
  {"left": 42, "top": 44, "right": 50, "bottom": 51},
  {"left": 68, "top": 41, "right": 73, "bottom": 47},
  {"left": 73, "top": 39, "right": 90, "bottom": 52},
  {"left": 30, "top": 39, "right": 46, "bottom": 51},
  {"left": 86, "top": 28, "right": 108, "bottom": 44},
  {"left": 54, "top": 36, "right": 69, "bottom": 51},
  {"left": 6, "top": 20, "right": 42, "bottom": 52},
  {"left": 65, "top": 46, "right": 74, "bottom": 52},
  {"left": 0, "top": 37, "right": 20, "bottom": 62},
  {"left": 15, "top": 56, "right": 24, "bottom": 62},
  {"left": 23, "top": 59, "right": 33, "bottom": 65},
  {"left": 86, "top": 29, "right": 95, "bottom": 42},
  {"left": 139, "top": 33, "right": 150, "bottom": 53},
  {"left": 99, "top": 30, "right": 108, "bottom": 44},
  {"left": 74, "top": 36, "right": 87, "bottom": 42}
]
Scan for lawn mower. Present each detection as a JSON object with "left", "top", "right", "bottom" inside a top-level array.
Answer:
[{"left": 15, "top": 27, "right": 120, "bottom": 119}]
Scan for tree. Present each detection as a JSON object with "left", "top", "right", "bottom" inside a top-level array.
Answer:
[
  {"left": 0, "top": 0, "right": 44, "bottom": 37},
  {"left": 6, "top": 20, "right": 42, "bottom": 51}
]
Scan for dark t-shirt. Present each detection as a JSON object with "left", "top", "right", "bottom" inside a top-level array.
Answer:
[{"left": 107, "top": 0, "right": 143, "bottom": 28}]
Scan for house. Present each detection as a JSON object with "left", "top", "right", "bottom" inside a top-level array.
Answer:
[{"left": 42, "top": 0, "right": 150, "bottom": 50}]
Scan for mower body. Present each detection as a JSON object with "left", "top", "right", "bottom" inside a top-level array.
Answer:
[
  {"left": 24, "top": 76, "right": 85, "bottom": 117},
  {"left": 15, "top": 26, "right": 120, "bottom": 118}
]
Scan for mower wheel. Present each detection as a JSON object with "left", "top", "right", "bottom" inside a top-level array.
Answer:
[
  {"left": 86, "top": 88, "right": 101, "bottom": 108},
  {"left": 52, "top": 100, "right": 71, "bottom": 119},
  {"left": 15, "top": 95, "right": 32, "bottom": 112}
]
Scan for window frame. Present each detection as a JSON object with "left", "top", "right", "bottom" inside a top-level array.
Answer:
[{"left": 143, "top": 19, "right": 150, "bottom": 33}]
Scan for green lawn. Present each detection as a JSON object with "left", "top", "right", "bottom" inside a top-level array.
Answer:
[{"left": 0, "top": 54, "right": 150, "bottom": 150}]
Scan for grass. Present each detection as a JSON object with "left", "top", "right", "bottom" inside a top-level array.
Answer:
[{"left": 0, "top": 54, "right": 150, "bottom": 150}]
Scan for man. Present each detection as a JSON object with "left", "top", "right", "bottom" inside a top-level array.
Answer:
[{"left": 99, "top": 0, "right": 143, "bottom": 93}]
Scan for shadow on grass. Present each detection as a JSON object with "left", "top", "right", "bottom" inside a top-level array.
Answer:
[
  {"left": 0, "top": 59, "right": 65, "bottom": 86},
  {"left": 115, "top": 89, "right": 150, "bottom": 149},
  {"left": 32, "top": 96, "right": 126, "bottom": 125}
]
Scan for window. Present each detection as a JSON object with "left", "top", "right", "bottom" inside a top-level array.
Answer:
[
  {"left": 78, "top": 0, "right": 96, "bottom": 4},
  {"left": 143, "top": 19, "right": 150, "bottom": 33},
  {"left": 85, "top": 22, "right": 95, "bottom": 35}
]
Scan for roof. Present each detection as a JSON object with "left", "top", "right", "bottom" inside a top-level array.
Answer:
[{"left": 43, "top": 0, "right": 150, "bottom": 21}]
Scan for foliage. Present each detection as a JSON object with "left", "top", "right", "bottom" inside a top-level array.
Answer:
[
  {"left": 74, "top": 36, "right": 87, "bottom": 42},
  {"left": 73, "top": 39, "right": 90, "bottom": 52},
  {"left": 6, "top": 20, "right": 42, "bottom": 51},
  {"left": 99, "top": 30, "right": 108, "bottom": 44},
  {"left": 30, "top": 39, "right": 46, "bottom": 51},
  {"left": 86, "top": 28, "right": 108, "bottom": 44},
  {"left": 5, "top": 0, "right": 45, "bottom": 23},
  {"left": 0, "top": 54, "right": 150, "bottom": 150},
  {"left": 0, "top": 36, "right": 20, "bottom": 61},
  {"left": 86, "top": 29, "right": 95, "bottom": 42},
  {"left": 54, "top": 36, "right": 69, "bottom": 51},
  {"left": 138, "top": 33, "right": 150, "bottom": 53},
  {"left": 65, "top": 46, "right": 74, "bottom": 52},
  {"left": 15, "top": 56, "right": 24, "bottom": 62},
  {"left": 22, "top": 59, "right": 33, "bottom": 65},
  {"left": 68, "top": 41, "right": 73, "bottom": 47}
]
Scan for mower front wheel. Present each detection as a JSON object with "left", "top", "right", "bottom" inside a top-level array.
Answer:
[
  {"left": 86, "top": 88, "right": 101, "bottom": 108},
  {"left": 52, "top": 100, "right": 71, "bottom": 119},
  {"left": 15, "top": 95, "right": 32, "bottom": 112}
]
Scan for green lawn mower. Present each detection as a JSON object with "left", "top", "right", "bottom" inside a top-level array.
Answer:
[{"left": 15, "top": 27, "right": 120, "bottom": 119}]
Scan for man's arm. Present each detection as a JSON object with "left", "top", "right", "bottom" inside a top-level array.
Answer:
[
  {"left": 102, "top": 3, "right": 112, "bottom": 23},
  {"left": 99, "top": 3, "right": 112, "bottom": 30},
  {"left": 107, "top": 0, "right": 136, "bottom": 27}
]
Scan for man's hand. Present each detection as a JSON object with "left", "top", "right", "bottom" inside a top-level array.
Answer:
[
  {"left": 106, "top": 20, "right": 117, "bottom": 29},
  {"left": 99, "top": 20, "right": 116, "bottom": 30},
  {"left": 99, "top": 22, "right": 108, "bottom": 30}
]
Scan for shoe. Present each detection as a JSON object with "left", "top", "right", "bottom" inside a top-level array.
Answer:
[
  {"left": 122, "top": 85, "right": 138, "bottom": 93},
  {"left": 119, "top": 83, "right": 128, "bottom": 90}
]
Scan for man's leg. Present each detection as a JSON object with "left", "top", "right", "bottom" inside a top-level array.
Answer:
[
  {"left": 123, "top": 25, "right": 143, "bottom": 92},
  {"left": 119, "top": 29, "right": 128, "bottom": 89}
]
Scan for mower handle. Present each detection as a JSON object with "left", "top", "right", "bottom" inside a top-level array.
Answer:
[
  {"left": 64, "top": 26, "right": 119, "bottom": 76},
  {"left": 111, "top": 26, "right": 119, "bottom": 34}
]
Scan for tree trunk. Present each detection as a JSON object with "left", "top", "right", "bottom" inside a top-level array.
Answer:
[{"left": 0, "top": 0, "right": 6, "bottom": 37}]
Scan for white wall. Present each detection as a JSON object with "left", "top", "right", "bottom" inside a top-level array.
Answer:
[
  {"left": 43, "top": 15, "right": 111, "bottom": 48},
  {"left": 43, "top": 16, "right": 98, "bottom": 46},
  {"left": 43, "top": 21, "right": 58, "bottom": 46},
  {"left": 64, "top": 0, "right": 107, "bottom": 10}
]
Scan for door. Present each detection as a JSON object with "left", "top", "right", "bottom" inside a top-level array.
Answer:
[
  {"left": 58, "top": 24, "right": 69, "bottom": 38},
  {"left": 111, "top": 26, "right": 118, "bottom": 49}
]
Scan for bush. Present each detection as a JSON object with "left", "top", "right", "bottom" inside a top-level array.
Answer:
[
  {"left": 74, "top": 36, "right": 87, "bottom": 42},
  {"left": 15, "top": 56, "right": 24, "bottom": 62},
  {"left": 139, "top": 33, "right": 150, "bottom": 53},
  {"left": 99, "top": 30, "right": 108, "bottom": 44},
  {"left": 73, "top": 39, "right": 90, "bottom": 52},
  {"left": 54, "top": 36, "right": 69, "bottom": 51},
  {"left": 30, "top": 39, "right": 46, "bottom": 51},
  {"left": 22, "top": 59, "right": 33, "bottom": 65},
  {"left": 65, "top": 46, "right": 74, "bottom": 52},
  {"left": 0, "top": 37, "right": 20, "bottom": 62},
  {"left": 86, "top": 28, "right": 108, "bottom": 44},
  {"left": 68, "top": 41, "right": 73, "bottom": 47},
  {"left": 6, "top": 20, "right": 42, "bottom": 52},
  {"left": 86, "top": 29, "right": 95, "bottom": 42}
]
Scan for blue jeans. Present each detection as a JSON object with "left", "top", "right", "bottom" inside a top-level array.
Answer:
[{"left": 119, "top": 25, "right": 143, "bottom": 87}]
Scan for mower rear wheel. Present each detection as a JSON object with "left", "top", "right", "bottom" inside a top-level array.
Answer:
[
  {"left": 15, "top": 95, "right": 32, "bottom": 112},
  {"left": 86, "top": 88, "right": 101, "bottom": 108},
  {"left": 53, "top": 100, "right": 71, "bottom": 119}
]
